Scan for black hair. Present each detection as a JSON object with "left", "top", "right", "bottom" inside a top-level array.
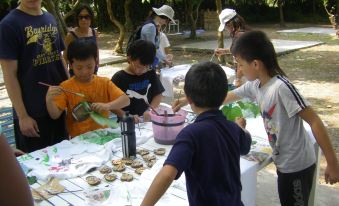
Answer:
[
  {"left": 184, "top": 62, "right": 228, "bottom": 109},
  {"left": 231, "top": 30, "right": 286, "bottom": 77},
  {"left": 67, "top": 39, "right": 98, "bottom": 63},
  {"left": 228, "top": 14, "right": 250, "bottom": 38},
  {"left": 75, "top": 4, "right": 94, "bottom": 27},
  {"left": 127, "top": 39, "right": 156, "bottom": 65}
]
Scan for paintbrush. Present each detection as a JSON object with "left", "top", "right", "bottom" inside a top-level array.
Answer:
[
  {"left": 38, "top": 82, "right": 85, "bottom": 97},
  {"left": 148, "top": 104, "right": 160, "bottom": 116},
  {"left": 210, "top": 53, "right": 216, "bottom": 62},
  {"left": 174, "top": 90, "right": 182, "bottom": 115}
]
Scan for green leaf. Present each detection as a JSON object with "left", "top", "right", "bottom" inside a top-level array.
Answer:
[
  {"left": 81, "top": 101, "right": 92, "bottom": 112},
  {"left": 221, "top": 101, "right": 260, "bottom": 121},
  {"left": 89, "top": 111, "right": 118, "bottom": 129},
  {"left": 221, "top": 104, "right": 243, "bottom": 121},
  {"left": 237, "top": 101, "right": 245, "bottom": 109},
  {"left": 27, "top": 176, "right": 37, "bottom": 185},
  {"left": 80, "top": 101, "right": 118, "bottom": 129}
]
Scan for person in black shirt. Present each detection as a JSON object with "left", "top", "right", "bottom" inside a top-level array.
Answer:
[{"left": 111, "top": 40, "right": 164, "bottom": 123}]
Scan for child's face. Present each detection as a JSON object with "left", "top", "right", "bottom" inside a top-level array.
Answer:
[
  {"left": 70, "top": 57, "right": 96, "bottom": 83},
  {"left": 235, "top": 55, "right": 258, "bottom": 81},
  {"left": 129, "top": 59, "right": 150, "bottom": 76},
  {"left": 226, "top": 21, "right": 233, "bottom": 32}
]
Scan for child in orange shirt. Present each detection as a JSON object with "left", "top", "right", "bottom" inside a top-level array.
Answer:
[{"left": 46, "top": 39, "right": 130, "bottom": 138}]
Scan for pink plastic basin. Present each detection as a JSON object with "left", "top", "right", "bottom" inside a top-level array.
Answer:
[{"left": 150, "top": 105, "right": 187, "bottom": 145}]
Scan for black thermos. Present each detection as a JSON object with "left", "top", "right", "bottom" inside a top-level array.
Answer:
[{"left": 120, "top": 112, "right": 136, "bottom": 158}]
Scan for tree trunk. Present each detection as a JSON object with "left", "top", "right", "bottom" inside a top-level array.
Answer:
[
  {"left": 336, "top": 0, "right": 339, "bottom": 29},
  {"left": 43, "top": 0, "right": 68, "bottom": 38},
  {"left": 278, "top": 0, "right": 285, "bottom": 28},
  {"left": 124, "top": 0, "right": 133, "bottom": 31},
  {"left": 62, "top": 0, "right": 81, "bottom": 23},
  {"left": 216, "top": 0, "right": 224, "bottom": 64},
  {"left": 323, "top": 0, "right": 338, "bottom": 29},
  {"left": 187, "top": 1, "right": 196, "bottom": 39},
  {"left": 106, "top": 0, "right": 125, "bottom": 54}
]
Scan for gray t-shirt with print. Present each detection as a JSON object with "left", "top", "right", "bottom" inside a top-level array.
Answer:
[{"left": 233, "top": 75, "right": 316, "bottom": 173}]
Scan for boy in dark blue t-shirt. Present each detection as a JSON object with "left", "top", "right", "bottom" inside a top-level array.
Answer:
[{"left": 141, "top": 62, "right": 252, "bottom": 206}]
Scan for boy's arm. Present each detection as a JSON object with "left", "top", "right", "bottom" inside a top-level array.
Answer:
[
  {"left": 223, "top": 91, "right": 241, "bottom": 105},
  {"left": 91, "top": 94, "right": 130, "bottom": 113},
  {"left": 111, "top": 109, "right": 125, "bottom": 118},
  {"left": 0, "top": 135, "right": 34, "bottom": 206},
  {"left": 150, "top": 94, "right": 163, "bottom": 108},
  {"left": 235, "top": 117, "right": 252, "bottom": 155},
  {"left": 141, "top": 165, "right": 178, "bottom": 206},
  {"left": 143, "top": 94, "right": 163, "bottom": 122},
  {"left": 0, "top": 59, "right": 40, "bottom": 137},
  {"left": 107, "top": 94, "right": 130, "bottom": 110},
  {"left": 298, "top": 107, "right": 339, "bottom": 184},
  {"left": 45, "top": 87, "right": 64, "bottom": 119}
]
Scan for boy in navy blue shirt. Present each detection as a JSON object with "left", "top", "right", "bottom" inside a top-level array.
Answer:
[{"left": 141, "top": 62, "right": 251, "bottom": 206}]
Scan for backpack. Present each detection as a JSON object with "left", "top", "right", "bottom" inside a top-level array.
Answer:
[{"left": 126, "top": 20, "right": 158, "bottom": 53}]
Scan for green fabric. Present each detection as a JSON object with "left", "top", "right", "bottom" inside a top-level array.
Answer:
[{"left": 78, "top": 129, "right": 121, "bottom": 145}]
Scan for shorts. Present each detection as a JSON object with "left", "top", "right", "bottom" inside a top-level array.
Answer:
[{"left": 277, "top": 163, "right": 316, "bottom": 206}]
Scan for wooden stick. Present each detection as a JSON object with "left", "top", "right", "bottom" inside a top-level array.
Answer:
[
  {"left": 148, "top": 104, "right": 160, "bottom": 116},
  {"left": 38, "top": 82, "right": 85, "bottom": 97}
]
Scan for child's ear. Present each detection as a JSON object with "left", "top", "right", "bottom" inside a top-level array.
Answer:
[
  {"left": 253, "top": 60, "right": 260, "bottom": 71},
  {"left": 186, "top": 96, "right": 193, "bottom": 105}
]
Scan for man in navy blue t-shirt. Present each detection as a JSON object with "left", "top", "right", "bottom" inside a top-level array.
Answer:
[
  {"left": 0, "top": 0, "right": 68, "bottom": 152},
  {"left": 141, "top": 62, "right": 251, "bottom": 206}
]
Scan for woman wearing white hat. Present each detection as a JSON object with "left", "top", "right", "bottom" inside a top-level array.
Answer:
[
  {"left": 140, "top": 5, "right": 175, "bottom": 68},
  {"left": 214, "top": 8, "right": 250, "bottom": 87}
]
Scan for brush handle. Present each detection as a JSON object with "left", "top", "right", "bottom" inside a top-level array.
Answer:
[{"left": 38, "top": 82, "right": 85, "bottom": 97}]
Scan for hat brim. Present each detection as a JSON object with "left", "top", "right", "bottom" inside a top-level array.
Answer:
[
  {"left": 152, "top": 7, "right": 176, "bottom": 24},
  {"left": 218, "top": 24, "right": 225, "bottom": 32}
]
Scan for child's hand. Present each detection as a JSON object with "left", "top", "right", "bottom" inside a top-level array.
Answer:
[
  {"left": 143, "top": 111, "right": 151, "bottom": 122},
  {"left": 91, "top": 102, "right": 110, "bottom": 113},
  {"left": 133, "top": 115, "right": 143, "bottom": 124},
  {"left": 214, "top": 48, "right": 229, "bottom": 56},
  {"left": 46, "top": 86, "right": 62, "bottom": 102},
  {"left": 325, "top": 163, "right": 339, "bottom": 185},
  {"left": 172, "top": 97, "right": 187, "bottom": 113},
  {"left": 235, "top": 117, "right": 246, "bottom": 129},
  {"left": 165, "top": 54, "right": 173, "bottom": 67},
  {"left": 13, "top": 148, "right": 25, "bottom": 157}
]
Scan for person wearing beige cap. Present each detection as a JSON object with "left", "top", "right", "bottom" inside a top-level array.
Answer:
[
  {"left": 140, "top": 5, "right": 175, "bottom": 69},
  {"left": 214, "top": 8, "right": 250, "bottom": 87}
]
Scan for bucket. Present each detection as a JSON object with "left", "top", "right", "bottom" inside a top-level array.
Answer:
[{"left": 150, "top": 105, "right": 187, "bottom": 145}]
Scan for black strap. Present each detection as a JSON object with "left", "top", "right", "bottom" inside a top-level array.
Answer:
[
  {"left": 70, "top": 31, "right": 78, "bottom": 39},
  {"left": 152, "top": 121, "right": 185, "bottom": 127}
]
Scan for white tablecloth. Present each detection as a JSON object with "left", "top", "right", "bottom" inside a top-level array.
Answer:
[
  {"left": 22, "top": 117, "right": 319, "bottom": 206},
  {"left": 160, "top": 64, "right": 235, "bottom": 97}
]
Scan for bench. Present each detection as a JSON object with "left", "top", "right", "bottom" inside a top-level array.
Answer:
[{"left": 0, "top": 107, "right": 15, "bottom": 145}]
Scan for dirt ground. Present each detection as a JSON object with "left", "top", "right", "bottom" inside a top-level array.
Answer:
[{"left": 100, "top": 23, "right": 339, "bottom": 192}]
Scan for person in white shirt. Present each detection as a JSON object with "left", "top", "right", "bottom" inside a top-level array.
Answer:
[{"left": 158, "top": 25, "right": 173, "bottom": 67}]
